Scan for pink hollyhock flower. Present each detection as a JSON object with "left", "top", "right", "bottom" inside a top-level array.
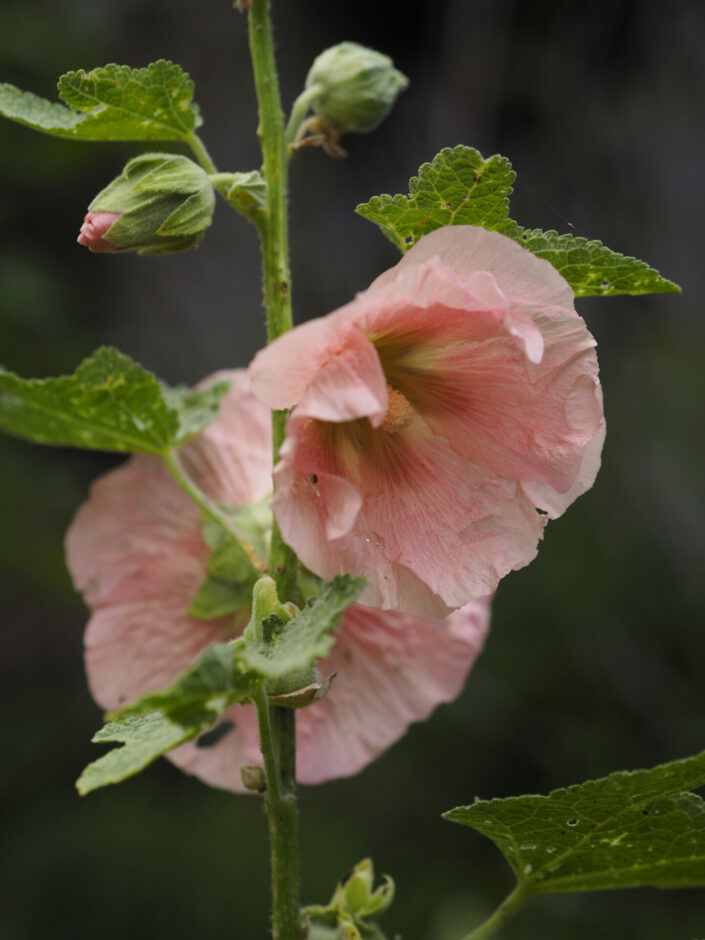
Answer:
[
  {"left": 249, "top": 226, "right": 605, "bottom": 617},
  {"left": 77, "top": 211, "right": 120, "bottom": 252},
  {"left": 65, "top": 371, "right": 489, "bottom": 791}
]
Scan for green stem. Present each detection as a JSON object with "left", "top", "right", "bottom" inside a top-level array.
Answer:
[
  {"left": 209, "top": 172, "right": 237, "bottom": 196},
  {"left": 460, "top": 881, "right": 535, "bottom": 940},
  {"left": 254, "top": 690, "right": 301, "bottom": 940},
  {"left": 163, "top": 448, "right": 236, "bottom": 536},
  {"left": 248, "top": 0, "right": 298, "bottom": 602},
  {"left": 247, "top": 1, "right": 301, "bottom": 938},
  {"left": 285, "top": 84, "right": 322, "bottom": 146},
  {"left": 187, "top": 132, "right": 218, "bottom": 174}
]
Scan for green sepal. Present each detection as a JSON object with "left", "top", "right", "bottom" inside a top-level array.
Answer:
[
  {"left": 241, "top": 574, "right": 365, "bottom": 682},
  {"left": 89, "top": 153, "right": 215, "bottom": 254},
  {"left": 356, "top": 145, "right": 680, "bottom": 297},
  {"left": 0, "top": 60, "right": 202, "bottom": 141},
  {"left": 0, "top": 347, "right": 228, "bottom": 454},
  {"left": 444, "top": 749, "right": 705, "bottom": 893},
  {"left": 302, "top": 859, "right": 394, "bottom": 940},
  {"left": 225, "top": 170, "right": 268, "bottom": 227}
]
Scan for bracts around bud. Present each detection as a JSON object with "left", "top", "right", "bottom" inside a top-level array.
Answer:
[{"left": 77, "top": 153, "right": 216, "bottom": 255}]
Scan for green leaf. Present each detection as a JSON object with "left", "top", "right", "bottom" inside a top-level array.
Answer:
[
  {"left": 76, "top": 709, "right": 214, "bottom": 795},
  {"left": 0, "top": 347, "right": 227, "bottom": 454},
  {"left": 78, "top": 575, "right": 365, "bottom": 792},
  {"left": 356, "top": 146, "right": 513, "bottom": 252},
  {"left": 498, "top": 222, "right": 679, "bottom": 297},
  {"left": 444, "top": 750, "right": 705, "bottom": 893},
  {"left": 0, "top": 60, "right": 202, "bottom": 142},
  {"left": 118, "top": 640, "right": 253, "bottom": 721},
  {"left": 303, "top": 858, "right": 394, "bottom": 940},
  {"left": 241, "top": 574, "right": 366, "bottom": 680},
  {"left": 188, "top": 504, "right": 271, "bottom": 621},
  {"left": 160, "top": 379, "right": 231, "bottom": 446},
  {"left": 356, "top": 145, "right": 680, "bottom": 297},
  {"left": 188, "top": 518, "right": 260, "bottom": 620}
]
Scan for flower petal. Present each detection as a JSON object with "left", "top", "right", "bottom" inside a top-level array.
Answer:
[
  {"left": 296, "top": 598, "right": 490, "bottom": 783},
  {"left": 371, "top": 225, "right": 575, "bottom": 312},
  {"left": 274, "top": 411, "right": 545, "bottom": 612}
]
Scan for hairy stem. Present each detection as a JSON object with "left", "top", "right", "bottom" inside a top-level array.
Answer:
[
  {"left": 248, "top": 0, "right": 298, "bottom": 604},
  {"left": 187, "top": 132, "right": 218, "bottom": 174},
  {"left": 248, "top": 1, "right": 301, "bottom": 937},
  {"left": 460, "top": 881, "right": 535, "bottom": 940},
  {"left": 285, "top": 84, "right": 321, "bottom": 146},
  {"left": 164, "top": 448, "right": 238, "bottom": 537},
  {"left": 253, "top": 690, "right": 301, "bottom": 940}
]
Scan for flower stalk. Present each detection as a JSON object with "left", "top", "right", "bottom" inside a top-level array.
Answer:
[
  {"left": 247, "top": 0, "right": 301, "bottom": 936},
  {"left": 460, "top": 880, "right": 535, "bottom": 940}
]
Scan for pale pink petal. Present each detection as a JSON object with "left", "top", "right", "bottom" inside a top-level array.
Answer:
[
  {"left": 274, "top": 410, "right": 545, "bottom": 612},
  {"left": 521, "top": 386, "right": 606, "bottom": 518},
  {"left": 370, "top": 225, "right": 575, "bottom": 313},
  {"left": 296, "top": 325, "right": 388, "bottom": 426},
  {"left": 181, "top": 370, "right": 272, "bottom": 506},
  {"left": 296, "top": 598, "right": 490, "bottom": 783},
  {"left": 249, "top": 311, "right": 354, "bottom": 409},
  {"left": 167, "top": 702, "right": 264, "bottom": 787},
  {"left": 77, "top": 211, "right": 120, "bottom": 253}
]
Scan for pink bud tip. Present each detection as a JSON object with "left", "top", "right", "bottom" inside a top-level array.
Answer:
[{"left": 77, "top": 212, "right": 121, "bottom": 252}]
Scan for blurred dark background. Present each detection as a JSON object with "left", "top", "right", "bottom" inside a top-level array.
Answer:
[{"left": 1, "top": 0, "right": 704, "bottom": 937}]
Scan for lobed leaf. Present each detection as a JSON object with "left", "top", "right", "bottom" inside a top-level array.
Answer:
[
  {"left": 78, "top": 575, "right": 365, "bottom": 792},
  {"left": 0, "top": 60, "right": 201, "bottom": 141},
  {"left": 357, "top": 146, "right": 680, "bottom": 297},
  {"left": 76, "top": 709, "right": 214, "bottom": 795},
  {"left": 0, "top": 347, "right": 227, "bottom": 454},
  {"left": 498, "top": 222, "right": 679, "bottom": 297},
  {"left": 356, "top": 146, "right": 513, "bottom": 251},
  {"left": 241, "top": 574, "right": 366, "bottom": 680},
  {"left": 444, "top": 750, "right": 705, "bottom": 893},
  {"left": 117, "top": 640, "right": 254, "bottom": 720}
]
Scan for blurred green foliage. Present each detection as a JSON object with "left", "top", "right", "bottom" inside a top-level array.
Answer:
[{"left": 1, "top": 1, "right": 703, "bottom": 938}]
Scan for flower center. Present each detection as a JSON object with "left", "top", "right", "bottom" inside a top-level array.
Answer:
[{"left": 381, "top": 385, "right": 415, "bottom": 434}]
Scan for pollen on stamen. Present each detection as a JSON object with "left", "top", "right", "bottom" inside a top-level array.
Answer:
[{"left": 381, "top": 385, "right": 415, "bottom": 433}]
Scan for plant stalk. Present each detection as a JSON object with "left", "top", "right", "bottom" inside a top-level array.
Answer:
[
  {"left": 460, "top": 880, "right": 535, "bottom": 940},
  {"left": 187, "top": 132, "right": 218, "bottom": 174},
  {"left": 247, "top": 1, "right": 301, "bottom": 937},
  {"left": 254, "top": 690, "right": 301, "bottom": 940},
  {"left": 248, "top": 0, "right": 298, "bottom": 602}
]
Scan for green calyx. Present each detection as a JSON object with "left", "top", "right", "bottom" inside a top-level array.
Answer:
[
  {"left": 89, "top": 152, "right": 216, "bottom": 254},
  {"left": 305, "top": 42, "right": 408, "bottom": 135},
  {"left": 303, "top": 858, "right": 395, "bottom": 940}
]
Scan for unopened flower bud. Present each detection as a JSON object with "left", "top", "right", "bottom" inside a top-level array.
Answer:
[
  {"left": 331, "top": 859, "right": 395, "bottom": 921},
  {"left": 305, "top": 42, "right": 408, "bottom": 135},
  {"left": 77, "top": 212, "right": 121, "bottom": 252},
  {"left": 78, "top": 153, "right": 215, "bottom": 255}
]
